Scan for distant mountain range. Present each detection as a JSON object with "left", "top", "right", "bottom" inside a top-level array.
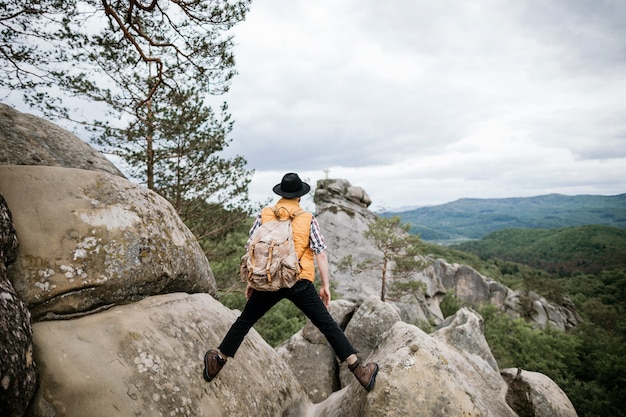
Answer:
[{"left": 383, "top": 193, "right": 626, "bottom": 245}]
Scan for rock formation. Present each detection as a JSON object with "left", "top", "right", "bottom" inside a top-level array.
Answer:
[
  {"left": 26, "top": 290, "right": 578, "bottom": 417},
  {"left": 314, "top": 179, "right": 380, "bottom": 302},
  {"left": 315, "top": 178, "right": 582, "bottom": 330},
  {"left": 0, "top": 106, "right": 579, "bottom": 416},
  {"left": 279, "top": 301, "right": 577, "bottom": 416}
]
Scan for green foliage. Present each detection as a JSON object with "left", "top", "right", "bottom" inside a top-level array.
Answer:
[
  {"left": 1, "top": 0, "right": 251, "bottom": 120},
  {"left": 475, "top": 304, "right": 626, "bottom": 416},
  {"left": 570, "top": 321, "right": 626, "bottom": 417},
  {"left": 194, "top": 214, "right": 253, "bottom": 292},
  {"left": 388, "top": 280, "right": 428, "bottom": 302},
  {"left": 339, "top": 215, "right": 428, "bottom": 302},
  {"left": 452, "top": 225, "right": 626, "bottom": 275},
  {"left": 95, "top": 85, "right": 254, "bottom": 203},
  {"left": 440, "top": 225, "right": 626, "bottom": 417},
  {"left": 419, "top": 220, "right": 626, "bottom": 416},
  {"left": 478, "top": 304, "right": 581, "bottom": 382},
  {"left": 253, "top": 300, "right": 307, "bottom": 347},
  {"left": 97, "top": 88, "right": 257, "bottom": 273},
  {"left": 413, "top": 318, "right": 434, "bottom": 333},
  {"left": 439, "top": 291, "right": 465, "bottom": 318}
]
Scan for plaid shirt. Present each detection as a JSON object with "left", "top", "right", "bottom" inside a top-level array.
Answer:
[{"left": 248, "top": 213, "right": 328, "bottom": 254}]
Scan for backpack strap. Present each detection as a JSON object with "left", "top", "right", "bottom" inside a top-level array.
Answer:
[{"left": 271, "top": 205, "right": 306, "bottom": 221}]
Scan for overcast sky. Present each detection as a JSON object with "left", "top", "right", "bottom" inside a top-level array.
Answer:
[{"left": 219, "top": 0, "right": 626, "bottom": 211}]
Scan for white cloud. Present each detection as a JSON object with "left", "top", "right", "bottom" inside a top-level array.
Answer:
[
  {"left": 227, "top": 0, "right": 626, "bottom": 209},
  {"left": 3, "top": 0, "right": 624, "bottom": 211}
]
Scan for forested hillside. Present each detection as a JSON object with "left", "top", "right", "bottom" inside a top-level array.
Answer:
[
  {"left": 451, "top": 225, "right": 626, "bottom": 274},
  {"left": 386, "top": 193, "right": 626, "bottom": 244},
  {"left": 431, "top": 225, "right": 626, "bottom": 417}
]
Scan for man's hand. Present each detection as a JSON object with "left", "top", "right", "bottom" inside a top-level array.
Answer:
[
  {"left": 246, "top": 285, "right": 254, "bottom": 300},
  {"left": 319, "top": 285, "right": 331, "bottom": 308}
]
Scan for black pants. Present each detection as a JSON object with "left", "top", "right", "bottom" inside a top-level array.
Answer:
[{"left": 219, "top": 280, "right": 357, "bottom": 361}]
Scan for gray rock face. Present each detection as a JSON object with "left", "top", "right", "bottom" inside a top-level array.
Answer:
[
  {"left": 315, "top": 178, "right": 372, "bottom": 211},
  {"left": 315, "top": 179, "right": 380, "bottom": 302},
  {"left": 1, "top": 194, "right": 37, "bottom": 417},
  {"left": 431, "top": 259, "right": 582, "bottom": 330},
  {"left": 28, "top": 290, "right": 579, "bottom": 417},
  {"left": 0, "top": 165, "right": 215, "bottom": 320},
  {"left": 0, "top": 103, "right": 123, "bottom": 177}
]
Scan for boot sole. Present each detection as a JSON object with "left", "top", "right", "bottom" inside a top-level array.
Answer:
[
  {"left": 203, "top": 350, "right": 215, "bottom": 382},
  {"left": 364, "top": 364, "right": 379, "bottom": 392}
]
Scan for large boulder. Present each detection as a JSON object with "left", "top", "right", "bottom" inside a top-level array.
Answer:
[
  {"left": 0, "top": 194, "right": 37, "bottom": 417},
  {"left": 28, "top": 292, "right": 309, "bottom": 417},
  {"left": 0, "top": 165, "right": 215, "bottom": 320},
  {"left": 277, "top": 297, "right": 402, "bottom": 403},
  {"left": 339, "top": 297, "right": 402, "bottom": 387},
  {"left": 314, "top": 179, "right": 448, "bottom": 325},
  {"left": 0, "top": 103, "right": 123, "bottom": 177},
  {"left": 502, "top": 368, "right": 578, "bottom": 417},
  {"left": 278, "top": 297, "right": 579, "bottom": 417}
]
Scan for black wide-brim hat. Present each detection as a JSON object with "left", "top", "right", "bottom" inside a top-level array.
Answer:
[{"left": 273, "top": 172, "right": 310, "bottom": 198}]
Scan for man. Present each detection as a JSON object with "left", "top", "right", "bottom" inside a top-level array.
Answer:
[{"left": 203, "top": 172, "right": 379, "bottom": 392}]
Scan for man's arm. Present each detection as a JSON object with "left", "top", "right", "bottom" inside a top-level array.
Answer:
[
  {"left": 315, "top": 250, "right": 331, "bottom": 308},
  {"left": 309, "top": 215, "right": 330, "bottom": 307}
]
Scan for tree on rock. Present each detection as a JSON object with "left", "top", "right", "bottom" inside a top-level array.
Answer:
[{"left": 339, "top": 215, "right": 428, "bottom": 302}]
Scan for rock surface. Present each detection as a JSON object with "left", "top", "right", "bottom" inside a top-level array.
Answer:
[
  {"left": 0, "top": 194, "right": 37, "bottom": 417},
  {"left": 29, "top": 292, "right": 309, "bottom": 417},
  {"left": 305, "top": 312, "right": 544, "bottom": 417},
  {"left": 0, "top": 103, "right": 123, "bottom": 177},
  {"left": 315, "top": 179, "right": 380, "bottom": 302},
  {"left": 502, "top": 368, "right": 578, "bottom": 417},
  {"left": 0, "top": 165, "right": 216, "bottom": 320},
  {"left": 29, "top": 290, "right": 579, "bottom": 417},
  {"left": 283, "top": 305, "right": 578, "bottom": 417}
]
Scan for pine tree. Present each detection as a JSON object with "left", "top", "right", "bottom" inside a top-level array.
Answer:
[{"left": 339, "top": 216, "right": 428, "bottom": 302}]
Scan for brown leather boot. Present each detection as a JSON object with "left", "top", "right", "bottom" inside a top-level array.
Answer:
[
  {"left": 203, "top": 349, "right": 227, "bottom": 382},
  {"left": 349, "top": 361, "right": 379, "bottom": 392}
]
